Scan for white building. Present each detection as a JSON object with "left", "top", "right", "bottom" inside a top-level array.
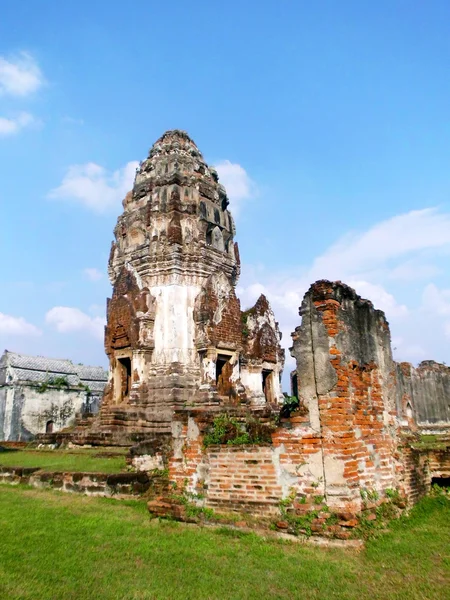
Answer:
[{"left": 0, "top": 350, "right": 107, "bottom": 441}]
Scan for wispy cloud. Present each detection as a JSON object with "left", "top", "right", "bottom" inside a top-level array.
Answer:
[
  {"left": 0, "top": 112, "right": 38, "bottom": 136},
  {"left": 46, "top": 307, "right": 105, "bottom": 340},
  {"left": 239, "top": 207, "right": 450, "bottom": 378},
  {"left": 83, "top": 268, "right": 103, "bottom": 282},
  {"left": 0, "top": 52, "right": 44, "bottom": 138},
  {"left": 307, "top": 208, "right": 450, "bottom": 282},
  {"left": 215, "top": 160, "right": 256, "bottom": 216},
  {"left": 0, "top": 52, "right": 44, "bottom": 97},
  {"left": 0, "top": 313, "right": 41, "bottom": 336},
  {"left": 422, "top": 283, "right": 450, "bottom": 317},
  {"left": 48, "top": 161, "right": 139, "bottom": 213}
]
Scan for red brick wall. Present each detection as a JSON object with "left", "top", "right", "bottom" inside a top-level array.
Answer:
[
  {"left": 205, "top": 446, "right": 282, "bottom": 515},
  {"left": 297, "top": 282, "right": 399, "bottom": 509},
  {"left": 398, "top": 444, "right": 450, "bottom": 503},
  {"left": 211, "top": 292, "right": 242, "bottom": 347},
  {"left": 194, "top": 275, "right": 243, "bottom": 347},
  {"left": 162, "top": 412, "right": 449, "bottom": 535},
  {"left": 168, "top": 415, "right": 325, "bottom": 518},
  {"left": 242, "top": 294, "right": 281, "bottom": 363}
]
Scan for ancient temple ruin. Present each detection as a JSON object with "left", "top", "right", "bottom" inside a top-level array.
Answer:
[
  {"left": 65, "top": 130, "right": 284, "bottom": 445},
  {"left": 38, "top": 129, "right": 449, "bottom": 537},
  {"left": 0, "top": 351, "right": 107, "bottom": 441}
]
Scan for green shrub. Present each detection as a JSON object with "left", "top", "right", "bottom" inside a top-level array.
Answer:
[{"left": 203, "top": 414, "right": 273, "bottom": 447}]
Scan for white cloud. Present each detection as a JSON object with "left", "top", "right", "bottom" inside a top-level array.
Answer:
[
  {"left": 0, "top": 52, "right": 44, "bottom": 96},
  {"left": 48, "top": 161, "right": 139, "bottom": 213},
  {"left": 88, "top": 304, "right": 105, "bottom": 316},
  {"left": 346, "top": 280, "right": 408, "bottom": 317},
  {"left": 388, "top": 261, "right": 442, "bottom": 282},
  {"left": 0, "top": 313, "right": 41, "bottom": 336},
  {"left": 0, "top": 112, "right": 37, "bottom": 136},
  {"left": 391, "top": 337, "right": 427, "bottom": 362},
  {"left": 239, "top": 206, "right": 450, "bottom": 386},
  {"left": 215, "top": 160, "right": 255, "bottom": 215},
  {"left": 308, "top": 208, "right": 450, "bottom": 282},
  {"left": 84, "top": 268, "right": 103, "bottom": 282},
  {"left": 422, "top": 283, "right": 450, "bottom": 317},
  {"left": 421, "top": 283, "right": 450, "bottom": 340},
  {"left": 46, "top": 307, "right": 105, "bottom": 340}
]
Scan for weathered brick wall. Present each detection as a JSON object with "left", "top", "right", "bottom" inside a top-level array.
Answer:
[
  {"left": 104, "top": 267, "right": 142, "bottom": 357},
  {"left": 242, "top": 295, "right": 283, "bottom": 364},
  {"left": 194, "top": 273, "right": 243, "bottom": 348},
  {"left": 291, "top": 281, "right": 398, "bottom": 511},
  {"left": 429, "top": 448, "right": 450, "bottom": 479},
  {"left": 205, "top": 445, "right": 282, "bottom": 516},
  {"left": 169, "top": 417, "right": 205, "bottom": 492},
  {"left": 271, "top": 415, "right": 325, "bottom": 497},
  {"left": 168, "top": 414, "right": 325, "bottom": 518},
  {"left": 147, "top": 279, "right": 450, "bottom": 534},
  {"left": 396, "top": 361, "right": 450, "bottom": 426},
  {"left": 397, "top": 445, "right": 430, "bottom": 504},
  {"left": 397, "top": 444, "right": 450, "bottom": 503},
  {"left": 157, "top": 408, "right": 448, "bottom": 535}
]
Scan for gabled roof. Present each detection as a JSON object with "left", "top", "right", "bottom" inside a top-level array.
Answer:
[{"left": 0, "top": 350, "right": 108, "bottom": 391}]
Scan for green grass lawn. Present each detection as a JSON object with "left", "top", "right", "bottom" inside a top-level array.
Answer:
[
  {"left": 0, "top": 485, "right": 448, "bottom": 600},
  {"left": 0, "top": 448, "right": 127, "bottom": 473}
]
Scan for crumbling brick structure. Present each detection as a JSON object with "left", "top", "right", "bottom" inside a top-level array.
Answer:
[
  {"left": 162, "top": 281, "right": 400, "bottom": 522},
  {"left": 41, "top": 130, "right": 450, "bottom": 537},
  {"left": 290, "top": 281, "right": 399, "bottom": 509},
  {"left": 148, "top": 280, "right": 449, "bottom": 535}
]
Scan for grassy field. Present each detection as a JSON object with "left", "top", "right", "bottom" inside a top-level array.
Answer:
[
  {"left": 0, "top": 485, "right": 448, "bottom": 600},
  {"left": 0, "top": 447, "right": 128, "bottom": 473}
]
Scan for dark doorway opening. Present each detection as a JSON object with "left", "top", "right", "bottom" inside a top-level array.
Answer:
[
  {"left": 262, "top": 369, "right": 274, "bottom": 402},
  {"left": 216, "top": 355, "right": 230, "bottom": 383},
  {"left": 431, "top": 476, "right": 450, "bottom": 488},
  {"left": 118, "top": 357, "right": 132, "bottom": 400},
  {"left": 46, "top": 420, "right": 54, "bottom": 434},
  {"left": 291, "top": 373, "right": 299, "bottom": 399}
]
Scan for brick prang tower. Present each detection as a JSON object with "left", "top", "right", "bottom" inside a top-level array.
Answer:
[{"left": 93, "top": 130, "right": 284, "bottom": 443}]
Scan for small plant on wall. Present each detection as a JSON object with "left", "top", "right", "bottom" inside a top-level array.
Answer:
[
  {"left": 36, "top": 376, "right": 71, "bottom": 394},
  {"left": 203, "top": 414, "right": 274, "bottom": 447}
]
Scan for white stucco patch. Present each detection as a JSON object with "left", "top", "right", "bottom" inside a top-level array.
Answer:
[{"left": 151, "top": 284, "right": 201, "bottom": 364}]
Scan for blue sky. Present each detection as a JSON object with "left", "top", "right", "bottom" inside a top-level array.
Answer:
[{"left": 1, "top": 1, "right": 450, "bottom": 384}]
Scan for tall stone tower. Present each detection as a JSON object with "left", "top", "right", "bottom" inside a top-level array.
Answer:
[{"left": 96, "top": 130, "right": 284, "bottom": 441}]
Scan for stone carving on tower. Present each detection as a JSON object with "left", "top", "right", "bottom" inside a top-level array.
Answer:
[{"left": 94, "top": 130, "right": 284, "bottom": 440}]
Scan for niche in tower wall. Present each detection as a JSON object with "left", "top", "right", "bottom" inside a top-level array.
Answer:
[
  {"left": 206, "top": 225, "right": 225, "bottom": 251},
  {"left": 216, "top": 355, "right": 229, "bottom": 383},
  {"left": 262, "top": 369, "right": 274, "bottom": 403},
  {"left": 115, "top": 355, "right": 132, "bottom": 403},
  {"left": 216, "top": 354, "right": 234, "bottom": 397}
]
